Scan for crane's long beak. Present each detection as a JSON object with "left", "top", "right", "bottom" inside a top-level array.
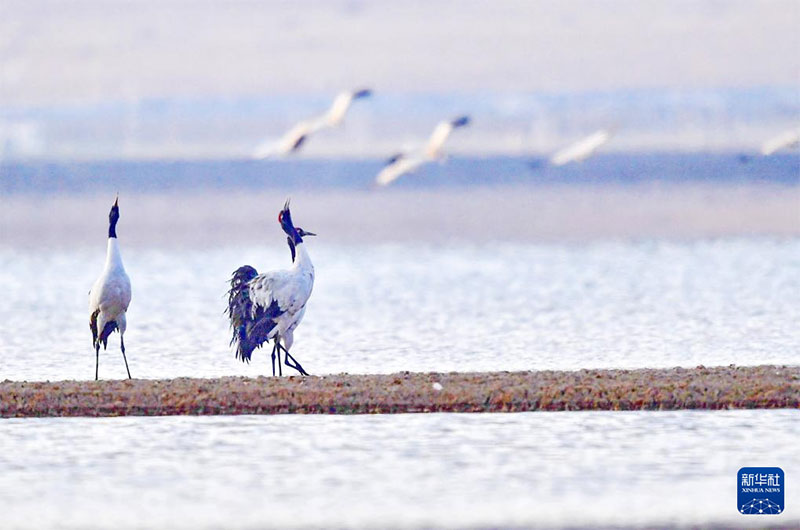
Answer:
[
  {"left": 114, "top": 195, "right": 119, "bottom": 207},
  {"left": 303, "top": 231, "right": 316, "bottom": 237}
]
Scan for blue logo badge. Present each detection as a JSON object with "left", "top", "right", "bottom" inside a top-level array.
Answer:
[{"left": 738, "top": 467, "right": 784, "bottom": 515}]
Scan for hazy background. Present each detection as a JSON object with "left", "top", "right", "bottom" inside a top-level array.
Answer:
[
  {"left": 3, "top": 0, "right": 799, "bottom": 99},
  {"left": 1, "top": 0, "right": 799, "bottom": 160}
]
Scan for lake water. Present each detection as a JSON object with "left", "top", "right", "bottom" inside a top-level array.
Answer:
[
  {"left": 0, "top": 237, "right": 799, "bottom": 381},
  {"left": 1, "top": 155, "right": 798, "bottom": 528},
  {"left": 1, "top": 154, "right": 799, "bottom": 381},
  {"left": 1, "top": 410, "right": 798, "bottom": 529}
]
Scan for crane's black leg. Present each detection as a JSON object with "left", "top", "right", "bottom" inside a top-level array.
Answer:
[
  {"left": 95, "top": 343, "right": 100, "bottom": 381},
  {"left": 271, "top": 339, "right": 282, "bottom": 376},
  {"left": 279, "top": 343, "right": 309, "bottom": 376},
  {"left": 120, "top": 335, "right": 132, "bottom": 379},
  {"left": 277, "top": 339, "right": 282, "bottom": 377},
  {"left": 270, "top": 342, "right": 277, "bottom": 376}
]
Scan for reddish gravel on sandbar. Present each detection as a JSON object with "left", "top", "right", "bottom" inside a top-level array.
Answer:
[{"left": 1, "top": 365, "right": 798, "bottom": 418}]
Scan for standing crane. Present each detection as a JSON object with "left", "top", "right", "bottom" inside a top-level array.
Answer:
[
  {"left": 227, "top": 200, "right": 315, "bottom": 376},
  {"left": 253, "top": 88, "right": 373, "bottom": 158},
  {"left": 375, "top": 115, "right": 470, "bottom": 187},
  {"left": 88, "top": 196, "right": 132, "bottom": 380}
]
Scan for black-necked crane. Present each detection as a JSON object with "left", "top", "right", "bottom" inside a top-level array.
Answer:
[
  {"left": 88, "top": 196, "right": 132, "bottom": 380},
  {"left": 226, "top": 200, "right": 315, "bottom": 376},
  {"left": 253, "top": 88, "right": 372, "bottom": 158},
  {"left": 375, "top": 115, "right": 470, "bottom": 187},
  {"left": 760, "top": 128, "right": 800, "bottom": 156},
  {"left": 549, "top": 129, "right": 613, "bottom": 167}
]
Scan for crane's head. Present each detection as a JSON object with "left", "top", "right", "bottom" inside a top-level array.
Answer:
[
  {"left": 451, "top": 115, "right": 470, "bottom": 128},
  {"left": 286, "top": 227, "right": 316, "bottom": 261},
  {"left": 108, "top": 195, "right": 120, "bottom": 238},
  {"left": 295, "top": 227, "right": 316, "bottom": 238},
  {"left": 278, "top": 199, "right": 315, "bottom": 245}
]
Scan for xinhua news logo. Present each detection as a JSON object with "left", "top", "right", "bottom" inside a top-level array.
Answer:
[{"left": 738, "top": 467, "right": 784, "bottom": 515}]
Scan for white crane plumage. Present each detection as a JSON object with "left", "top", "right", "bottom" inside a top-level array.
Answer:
[
  {"left": 760, "top": 128, "right": 800, "bottom": 156},
  {"left": 253, "top": 88, "right": 373, "bottom": 158},
  {"left": 227, "top": 200, "right": 315, "bottom": 376},
  {"left": 549, "top": 129, "right": 613, "bottom": 167},
  {"left": 88, "top": 196, "right": 132, "bottom": 380},
  {"left": 375, "top": 115, "right": 470, "bottom": 187}
]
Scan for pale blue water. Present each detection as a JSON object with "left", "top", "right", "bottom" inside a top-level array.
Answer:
[
  {"left": 0, "top": 237, "right": 798, "bottom": 381},
  {"left": 1, "top": 159, "right": 798, "bottom": 529},
  {"left": 1, "top": 410, "right": 798, "bottom": 529}
]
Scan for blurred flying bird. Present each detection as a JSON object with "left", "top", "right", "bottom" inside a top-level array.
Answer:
[
  {"left": 227, "top": 200, "right": 315, "bottom": 376},
  {"left": 375, "top": 115, "right": 470, "bottom": 187},
  {"left": 760, "top": 128, "right": 800, "bottom": 156},
  {"left": 253, "top": 88, "right": 373, "bottom": 158},
  {"left": 88, "top": 196, "right": 133, "bottom": 380},
  {"left": 550, "top": 129, "right": 613, "bottom": 167}
]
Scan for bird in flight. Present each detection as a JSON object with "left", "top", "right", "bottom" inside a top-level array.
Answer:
[
  {"left": 375, "top": 115, "right": 470, "bottom": 187},
  {"left": 549, "top": 129, "right": 613, "bottom": 167},
  {"left": 253, "top": 88, "right": 373, "bottom": 158},
  {"left": 760, "top": 128, "right": 800, "bottom": 156}
]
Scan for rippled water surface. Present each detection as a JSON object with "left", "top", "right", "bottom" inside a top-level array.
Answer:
[
  {"left": 1, "top": 410, "right": 798, "bottom": 529},
  {"left": 0, "top": 238, "right": 798, "bottom": 381},
  {"left": 2, "top": 166, "right": 799, "bottom": 530}
]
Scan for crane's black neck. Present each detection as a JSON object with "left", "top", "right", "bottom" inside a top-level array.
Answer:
[
  {"left": 287, "top": 236, "right": 296, "bottom": 262},
  {"left": 108, "top": 202, "right": 120, "bottom": 238}
]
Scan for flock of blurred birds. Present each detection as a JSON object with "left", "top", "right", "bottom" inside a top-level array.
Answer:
[
  {"left": 250, "top": 88, "right": 475, "bottom": 187},
  {"left": 250, "top": 87, "right": 800, "bottom": 187},
  {"left": 1, "top": 87, "right": 799, "bottom": 187}
]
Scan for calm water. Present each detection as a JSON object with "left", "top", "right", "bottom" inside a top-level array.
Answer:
[
  {"left": 0, "top": 237, "right": 798, "bottom": 381},
  {"left": 2, "top": 158, "right": 798, "bottom": 529},
  {"left": 1, "top": 410, "right": 798, "bottom": 529}
]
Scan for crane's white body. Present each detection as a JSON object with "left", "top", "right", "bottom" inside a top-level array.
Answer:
[
  {"left": 760, "top": 128, "right": 800, "bottom": 156},
  {"left": 375, "top": 154, "right": 428, "bottom": 187},
  {"left": 248, "top": 242, "right": 314, "bottom": 344},
  {"left": 89, "top": 238, "right": 131, "bottom": 345},
  {"left": 280, "top": 305, "right": 306, "bottom": 351},
  {"left": 550, "top": 129, "right": 612, "bottom": 167},
  {"left": 375, "top": 118, "right": 467, "bottom": 187},
  {"left": 253, "top": 90, "right": 368, "bottom": 158},
  {"left": 325, "top": 91, "right": 364, "bottom": 128},
  {"left": 424, "top": 120, "right": 460, "bottom": 158}
]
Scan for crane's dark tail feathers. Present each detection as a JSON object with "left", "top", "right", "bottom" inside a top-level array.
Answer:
[
  {"left": 89, "top": 309, "right": 118, "bottom": 350},
  {"left": 227, "top": 265, "right": 260, "bottom": 362},
  {"left": 99, "top": 321, "right": 118, "bottom": 349},
  {"left": 227, "top": 265, "right": 283, "bottom": 363}
]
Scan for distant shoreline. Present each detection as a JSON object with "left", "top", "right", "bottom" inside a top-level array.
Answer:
[
  {"left": 3, "top": 178, "right": 800, "bottom": 249},
  {"left": 2, "top": 365, "right": 797, "bottom": 418}
]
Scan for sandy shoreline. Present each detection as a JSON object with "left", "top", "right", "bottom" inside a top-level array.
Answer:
[{"left": 1, "top": 365, "right": 797, "bottom": 418}]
